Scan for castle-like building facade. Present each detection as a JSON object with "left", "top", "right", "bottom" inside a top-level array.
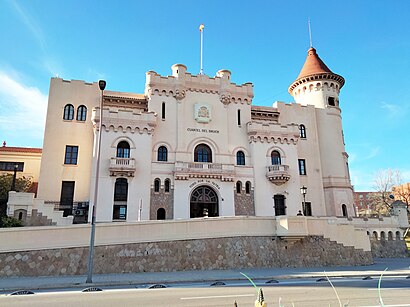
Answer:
[{"left": 37, "top": 47, "right": 354, "bottom": 223}]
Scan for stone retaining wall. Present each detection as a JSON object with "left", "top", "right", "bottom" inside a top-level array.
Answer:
[
  {"left": 370, "top": 239, "right": 409, "bottom": 258},
  {"left": 0, "top": 236, "right": 372, "bottom": 277}
]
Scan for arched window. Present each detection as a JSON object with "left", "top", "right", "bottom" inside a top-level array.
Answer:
[
  {"left": 236, "top": 181, "right": 242, "bottom": 194},
  {"left": 299, "top": 124, "right": 306, "bottom": 138},
  {"left": 380, "top": 231, "right": 386, "bottom": 241},
  {"left": 157, "top": 208, "right": 166, "bottom": 220},
  {"left": 164, "top": 179, "right": 170, "bottom": 193},
  {"left": 271, "top": 151, "right": 281, "bottom": 165},
  {"left": 373, "top": 231, "right": 378, "bottom": 240},
  {"left": 157, "top": 146, "right": 168, "bottom": 162},
  {"left": 236, "top": 151, "right": 245, "bottom": 165},
  {"left": 396, "top": 231, "right": 401, "bottom": 240},
  {"left": 245, "top": 181, "right": 251, "bottom": 194},
  {"left": 116, "top": 141, "right": 130, "bottom": 158},
  {"left": 154, "top": 178, "right": 160, "bottom": 192},
  {"left": 388, "top": 231, "right": 393, "bottom": 241},
  {"left": 63, "top": 104, "right": 74, "bottom": 120},
  {"left": 342, "top": 204, "right": 348, "bottom": 217},
  {"left": 194, "top": 144, "right": 212, "bottom": 163},
  {"left": 161, "top": 102, "right": 165, "bottom": 120},
  {"left": 76, "top": 105, "right": 87, "bottom": 121}
]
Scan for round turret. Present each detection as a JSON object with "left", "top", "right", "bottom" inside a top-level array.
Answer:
[
  {"left": 171, "top": 64, "right": 187, "bottom": 78},
  {"left": 216, "top": 69, "right": 231, "bottom": 80},
  {"left": 288, "top": 47, "right": 345, "bottom": 109}
]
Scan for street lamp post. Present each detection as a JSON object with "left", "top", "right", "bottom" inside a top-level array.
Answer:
[
  {"left": 300, "top": 186, "right": 307, "bottom": 216},
  {"left": 86, "top": 80, "right": 106, "bottom": 284},
  {"left": 10, "top": 164, "right": 19, "bottom": 191}
]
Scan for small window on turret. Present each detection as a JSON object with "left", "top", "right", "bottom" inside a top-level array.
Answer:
[{"left": 328, "top": 97, "right": 335, "bottom": 106}]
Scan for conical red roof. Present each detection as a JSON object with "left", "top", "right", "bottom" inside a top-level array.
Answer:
[{"left": 296, "top": 47, "right": 332, "bottom": 79}]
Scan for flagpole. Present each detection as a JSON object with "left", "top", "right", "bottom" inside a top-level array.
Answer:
[
  {"left": 308, "top": 18, "right": 313, "bottom": 48},
  {"left": 199, "top": 24, "right": 204, "bottom": 75}
]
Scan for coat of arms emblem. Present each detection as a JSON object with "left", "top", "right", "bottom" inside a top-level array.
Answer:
[{"left": 194, "top": 104, "right": 212, "bottom": 123}]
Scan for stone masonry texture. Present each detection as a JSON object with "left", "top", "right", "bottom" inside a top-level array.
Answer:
[
  {"left": 150, "top": 187, "right": 174, "bottom": 220},
  {"left": 0, "top": 236, "right": 373, "bottom": 277},
  {"left": 234, "top": 190, "right": 255, "bottom": 216},
  {"left": 370, "top": 238, "right": 409, "bottom": 258}
]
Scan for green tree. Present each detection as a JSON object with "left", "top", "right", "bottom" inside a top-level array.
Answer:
[
  {"left": 0, "top": 173, "right": 33, "bottom": 200},
  {"left": 0, "top": 216, "right": 23, "bottom": 227}
]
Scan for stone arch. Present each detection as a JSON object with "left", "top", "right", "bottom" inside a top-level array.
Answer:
[
  {"left": 396, "top": 231, "right": 401, "bottom": 240},
  {"left": 380, "top": 231, "right": 386, "bottom": 240},
  {"left": 190, "top": 185, "right": 219, "bottom": 218},
  {"left": 388, "top": 231, "right": 393, "bottom": 241},
  {"left": 187, "top": 137, "right": 220, "bottom": 158},
  {"left": 111, "top": 136, "right": 136, "bottom": 149},
  {"left": 372, "top": 231, "right": 378, "bottom": 240}
]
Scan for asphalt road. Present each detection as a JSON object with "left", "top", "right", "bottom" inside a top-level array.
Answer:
[{"left": 1, "top": 277, "right": 410, "bottom": 307}]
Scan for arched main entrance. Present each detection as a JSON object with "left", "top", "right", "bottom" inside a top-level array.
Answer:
[{"left": 190, "top": 185, "right": 219, "bottom": 218}]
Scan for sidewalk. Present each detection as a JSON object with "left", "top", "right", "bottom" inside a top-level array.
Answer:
[{"left": 1, "top": 258, "right": 409, "bottom": 292}]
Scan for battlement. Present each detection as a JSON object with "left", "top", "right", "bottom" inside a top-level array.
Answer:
[
  {"left": 145, "top": 64, "right": 254, "bottom": 105},
  {"left": 54, "top": 77, "right": 96, "bottom": 86}
]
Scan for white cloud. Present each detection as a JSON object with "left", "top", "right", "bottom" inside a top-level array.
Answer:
[
  {"left": 9, "top": 0, "right": 47, "bottom": 52},
  {"left": 0, "top": 71, "right": 47, "bottom": 146},
  {"left": 380, "top": 101, "right": 408, "bottom": 119},
  {"left": 350, "top": 168, "right": 374, "bottom": 191}
]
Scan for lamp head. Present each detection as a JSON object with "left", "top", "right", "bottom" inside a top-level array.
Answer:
[
  {"left": 300, "top": 186, "right": 307, "bottom": 195},
  {"left": 98, "top": 80, "right": 106, "bottom": 91}
]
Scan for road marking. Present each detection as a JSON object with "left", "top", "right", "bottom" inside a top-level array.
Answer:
[
  {"left": 360, "top": 304, "right": 410, "bottom": 307},
  {"left": 367, "top": 288, "right": 410, "bottom": 291},
  {"left": 181, "top": 294, "right": 254, "bottom": 300}
]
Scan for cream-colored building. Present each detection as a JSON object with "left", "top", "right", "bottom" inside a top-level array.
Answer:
[
  {"left": 36, "top": 47, "right": 355, "bottom": 223},
  {"left": 0, "top": 144, "right": 42, "bottom": 190}
]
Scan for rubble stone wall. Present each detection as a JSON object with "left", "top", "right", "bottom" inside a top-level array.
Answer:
[{"left": 0, "top": 236, "right": 372, "bottom": 277}]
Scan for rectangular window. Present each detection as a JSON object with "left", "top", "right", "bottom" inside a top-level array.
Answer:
[
  {"left": 237, "top": 109, "right": 241, "bottom": 126},
  {"left": 298, "top": 159, "right": 306, "bottom": 175},
  {"left": 0, "top": 161, "right": 24, "bottom": 171},
  {"left": 113, "top": 205, "right": 127, "bottom": 220},
  {"left": 60, "top": 181, "right": 75, "bottom": 217},
  {"left": 65, "top": 145, "right": 78, "bottom": 165}
]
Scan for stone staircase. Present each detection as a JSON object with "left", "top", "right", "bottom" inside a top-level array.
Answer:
[
  {"left": 7, "top": 192, "right": 73, "bottom": 226},
  {"left": 275, "top": 216, "right": 371, "bottom": 251}
]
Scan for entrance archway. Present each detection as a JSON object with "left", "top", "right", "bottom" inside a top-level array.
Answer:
[{"left": 190, "top": 185, "right": 219, "bottom": 218}]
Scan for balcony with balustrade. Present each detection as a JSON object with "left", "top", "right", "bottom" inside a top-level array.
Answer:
[
  {"left": 266, "top": 164, "right": 290, "bottom": 185},
  {"left": 109, "top": 157, "right": 136, "bottom": 177},
  {"left": 174, "top": 162, "right": 235, "bottom": 181}
]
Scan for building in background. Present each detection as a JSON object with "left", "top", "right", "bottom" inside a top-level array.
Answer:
[{"left": 0, "top": 143, "right": 42, "bottom": 195}]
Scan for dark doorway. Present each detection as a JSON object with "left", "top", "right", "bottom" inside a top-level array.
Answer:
[
  {"left": 274, "top": 194, "right": 286, "bottom": 216},
  {"left": 342, "top": 204, "right": 348, "bottom": 217},
  {"left": 304, "top": 202, "right": 312, "bottom": 216},
  {"left": 157, "top": 208, "right": 166, "bottom": 220},
  {"left": 60, "top": 181, "right": 75, "bottom": 217},
  {"left": 190, "top": 186, "right": 218, "bottom": 218}
]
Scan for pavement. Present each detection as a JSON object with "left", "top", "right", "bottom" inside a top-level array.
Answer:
[{"left": 1, "top": 258, "right": 409, "bottom": 292}]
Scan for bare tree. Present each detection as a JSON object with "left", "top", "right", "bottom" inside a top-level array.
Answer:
[
  {"left": 370, "top": 169, "right": 410, "bottom": 215},
  {"left": 392, "top": 171, "right": 410, "bottom": 208},
  {"left": 370, "top": 169, "right": 396, "bottom": 216}
]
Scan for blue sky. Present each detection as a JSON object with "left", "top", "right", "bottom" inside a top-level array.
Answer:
[{"left": 0, "top": 0, "right": 409, "bottom": 191}]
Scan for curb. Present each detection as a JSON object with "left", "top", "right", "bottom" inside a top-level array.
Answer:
[{"left": 1, "top": 272, "right": 409, "bottom": 293}]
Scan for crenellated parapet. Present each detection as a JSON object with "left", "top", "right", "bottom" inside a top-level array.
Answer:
[
  {"left": 92, "top": 107, "right": 157, "bottom": 135},
  {"left": 247, "top": 121, "right": 299, "bottom": 144},
  {"left": 145, "top": 64, "right": 254, "bottom": 105}
]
